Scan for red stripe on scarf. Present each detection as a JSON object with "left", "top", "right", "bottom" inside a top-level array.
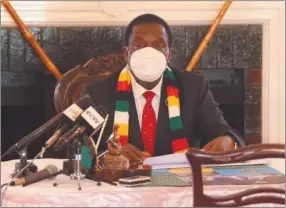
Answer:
[
  {"left": 119, "top": 136, "right": 129, "bottom": 145},
  {"left": 166, "top": 86, "right": 179, "bottom": 97},
  {"left": 117, "top": 81, "right": 131, "bottom": 92},
  {"left": 172, "top": 137, "right": 189, "bottom": 152}
]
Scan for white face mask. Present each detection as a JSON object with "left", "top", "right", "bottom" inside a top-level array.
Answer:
[{"left": 128, "top": 47, "right": 168, "bottom": 82}]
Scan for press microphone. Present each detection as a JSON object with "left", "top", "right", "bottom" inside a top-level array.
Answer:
[
  {"left": 10, "top": 164, "right": 59, "bottom": 187},
  {"left": 79, "top": 105, "right": 107, "bottom": 134},
  {"left": 44, "top": 95, "right": 96, "bottom": 149},
  {"left": 1, "top": 114, "right": 62, "bottom": 159},
  {"left": 53, "top": 105, "right": 107, "bottom": 151},
  {"left": 1, "top": 95, "right": 95, "bottom": 159},
  {"left": 44, "top": 123, "right": 70, "bottom": 148},
  {"left": 53, "top": 125, "right": 87, "bottom": 151}
]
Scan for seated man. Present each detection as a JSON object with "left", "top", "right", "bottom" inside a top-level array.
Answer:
[{"left": 81, "top": 13, "right": 245, "bottom": 159}]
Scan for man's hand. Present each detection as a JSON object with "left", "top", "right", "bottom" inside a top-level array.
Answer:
[
  {"left": 121, "top": 144, "right": 151, "bottom": 167},
  {"left": 141, "top": 151, "right": 152, "bottom": 160},
  {"left": 203, "top": 136, "right": 235, "bottom": 152}
]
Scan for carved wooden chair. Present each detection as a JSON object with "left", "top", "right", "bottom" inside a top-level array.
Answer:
[
  {"left": 186, "top": 144, "right": 285, "bottom": 207},
  {"left": 54, "top": 54, "right": 126, "bottom": 113}
]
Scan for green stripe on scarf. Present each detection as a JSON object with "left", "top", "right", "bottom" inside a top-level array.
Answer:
[
  {"left": 116, "top": 100, "right": 129, "bottom": 112},
  {"left": 169, "top": 116, "right": 184, "bottom": 130},
  {"left": 114, "top": 66, "right": 189, "bottom": 154},
  {"left": 166, "top": 69, "right": 176, "bottom": 80}
]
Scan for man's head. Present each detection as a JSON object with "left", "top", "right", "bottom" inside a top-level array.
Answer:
[{"left": 124, "top": 14, "right": 173, "bottom": 89}]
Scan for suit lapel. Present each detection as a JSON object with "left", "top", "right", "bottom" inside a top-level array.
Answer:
[
  {"left": 128, "top": 91, "right": 144, "bottom": 151},
  {"left": 127, "top": 80, "right": 173, "bottom": 155},
  {"left": 153, "top": 81, "right": 173, "bottom": 156},
  {"left": 126, "top": 78, "right": 173, "bottom": 155}
]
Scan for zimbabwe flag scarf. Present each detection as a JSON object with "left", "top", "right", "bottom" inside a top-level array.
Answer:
[{"left": 114, "top": 67, "right": 189, "bottom": 153}]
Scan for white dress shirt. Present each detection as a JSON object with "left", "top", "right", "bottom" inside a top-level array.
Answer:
[{"left": 130, "top": 73, "right": 163, "bottom": 129}]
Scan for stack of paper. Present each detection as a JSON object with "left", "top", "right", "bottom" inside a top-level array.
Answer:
[
  {"left": 143, "top": 153, "right": 190, "bottom": 169},
  {"left": 143, "top": 153, "right": 273, "bottom": 169}
]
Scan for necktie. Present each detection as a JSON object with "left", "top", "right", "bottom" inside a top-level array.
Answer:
[{"left": 141, "top": 91, "right": 156, "bottom": 155}]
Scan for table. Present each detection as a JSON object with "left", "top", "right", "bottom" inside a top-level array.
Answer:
[{"left": 1, "top": 158, "right": 285, "bottom": 207}]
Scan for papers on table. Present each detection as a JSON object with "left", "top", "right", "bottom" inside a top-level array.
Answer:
[
  {"left": 143, "top": 153, "right": 273, "bottom": 169},
  {"left": 143, "top": 153, "right": 190, "bottom": 169}
]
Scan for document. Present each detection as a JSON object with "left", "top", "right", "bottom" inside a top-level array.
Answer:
[
  {"left": 167, "top": 165, "right": 285, "bottom": 186},
  {"left": 143, "top": 153, "right": 273, "bottom": 169},
  {"left": 141, "top": 153, "right": 284, "bottom": 187},
  {"left": 143, "top": 153, "right": 190, "bottom": 169}
]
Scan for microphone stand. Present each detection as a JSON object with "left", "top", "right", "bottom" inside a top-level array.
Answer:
[
  {"left": 10, "top": 147, "right": 38, "bottom": 178},
  {"left": 57, "top": 114, "right": 117, "bottom": 188},
  {"left": 1, "top": 147, "right": 47, "bottom": 205},
  {"left": 58, "top": 136, "right": 114, "bottom": 189},
  {"left": 56, "top": 136, "right": 86, "bottom": 191},
  {"left": 70, "top": 139, "right": 85, "bottom": 191}
]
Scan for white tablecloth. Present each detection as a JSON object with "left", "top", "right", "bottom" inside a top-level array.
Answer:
[{"left": 1, "top": 158, "right": 285, "bottom": 207}]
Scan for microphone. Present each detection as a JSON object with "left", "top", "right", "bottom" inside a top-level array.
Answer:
[
  {"left": 1, "top": 95, "right": 95, "bottom": 159},
  {"left": 53, "top": 125, "right": 87, "bottom": 151},
  {"left": 44, "top": 95, "right": 97, "bottom": 149},
  {"left": 79, "top": 106, "right": 107, "bottom": 134},
  {"left": 44, "top": 123, "right": 70, "bottom": 148},
  {"left": 10, "top": 164, "right": 59, "bottom": 187},
  {"left": 1, "top": 114, "right": 62, "bottom": 159},
  {"left": 53, "top": 105, "right": 107, "bottom": 151}
]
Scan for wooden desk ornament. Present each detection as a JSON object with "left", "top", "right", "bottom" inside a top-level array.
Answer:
[
  {"left": 100, "top": 125, "right": 130, "bottom": 169},
  {"left": 84, "top": 124, "right": 151, "bottom": 182},
  {"left": 90, "top": 125, "right": 151, "bottom": 182}
]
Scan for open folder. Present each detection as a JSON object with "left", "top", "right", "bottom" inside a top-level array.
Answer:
[{"left": 143, "top": 152, "right": 273, "bottom": 169}]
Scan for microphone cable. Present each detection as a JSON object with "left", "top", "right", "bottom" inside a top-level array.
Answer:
[
  {"left": 0, "top": 183, "right": 8, "bottom": 190},
  {"left": 1, "top": 147, "right": 47, "bottom": 206}
]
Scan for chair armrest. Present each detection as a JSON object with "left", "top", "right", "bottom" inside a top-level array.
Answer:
[{"left": 186, "top": 143, "right": 285, "bottom": 165}]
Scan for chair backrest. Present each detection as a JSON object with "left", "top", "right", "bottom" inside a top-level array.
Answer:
[
  {"left": 185, "top": 144, "right": 285, "bottom": 207},
  {"left": 54, "top": 54, "right": 126, "bottom": 113}
]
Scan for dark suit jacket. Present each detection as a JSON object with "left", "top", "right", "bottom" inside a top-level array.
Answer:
[{"left": 81, "top": 68, "right": 245, "bottom": 156}]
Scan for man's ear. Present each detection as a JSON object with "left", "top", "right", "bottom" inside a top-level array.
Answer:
[
  {"left": 123, "top": 46, "right": 129, "bottom": 62},
  {"left": 167, "top": 48, "right": 174, "bottom": 63}
]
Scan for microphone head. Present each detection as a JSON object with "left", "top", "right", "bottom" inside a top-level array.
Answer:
[
  {"left": 46, "top": 164, "right": 58, "bottom": 173},
  {"left": 52, "top": 124, "right": 86, "bottom": 152},
  {"left": 45, "top": 164, "right": 59, "bottom": 180},
  {"left": 74, "top": 94, "right": 95, "bottom": 110},
  {"left": 75, "top": 94, "right": 108, "bottom": 118},
  {"left": 94, "top": 105, "right": 108, "bottom": 118},
  {"left": 62, "top": 94, "right": 95, "bottom": 121}
]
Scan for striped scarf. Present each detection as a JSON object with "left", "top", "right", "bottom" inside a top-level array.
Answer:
[{"left": 114, "top": 66, "right": 189, "bottom": 153}]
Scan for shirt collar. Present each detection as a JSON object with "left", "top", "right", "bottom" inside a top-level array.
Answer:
[{"left": 129, "top": 69, "right": 163, "bottom": 100}]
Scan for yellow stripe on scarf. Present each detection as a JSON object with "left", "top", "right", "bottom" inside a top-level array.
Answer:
[
  {"left": 117, "top": 123, "right": 129, "bottom": 136},
  {"left": 167, "top": 96, "right": 180, "bottom": 107},
  {"left": 118, "top": 69, "right": 131, "bottom": 83}
]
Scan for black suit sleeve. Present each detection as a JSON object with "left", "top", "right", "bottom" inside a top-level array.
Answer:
[{"left": 195, "top": 77, "right": 245, "bottom": 147}]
